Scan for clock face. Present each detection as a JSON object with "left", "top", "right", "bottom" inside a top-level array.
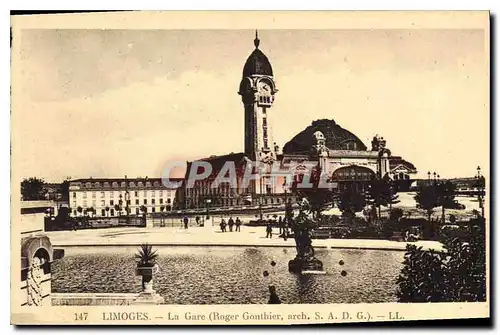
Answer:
[{"left": 258, "top": 82, "right": 271, "bottom": 93}]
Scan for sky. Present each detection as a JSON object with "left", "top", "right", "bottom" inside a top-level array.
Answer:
[{"left": 13, "top": 29, "right": 489, "bottom": 182}]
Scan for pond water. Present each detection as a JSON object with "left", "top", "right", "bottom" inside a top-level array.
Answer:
[{"left": 51, "top": 246, "right": 404, "bottom": 304}]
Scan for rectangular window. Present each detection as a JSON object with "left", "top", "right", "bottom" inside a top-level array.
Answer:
[
  {"left": 160, "top": 199, "right": 163, "bottom": 204},
  {"left": 135, "top": 199, "right": 139, "bottom": 205},
  {"left": 159, "top": 190, "right": 163, "bottom": 197},
  {"left": 72, "top": 192, "right": 76, "bottom": 198},
  {"left": 135, "top": 191, "right": 138, "bottom": 197},
  {"left": 136, "top": 208, "right": 139, "bottom": 215},
  {"left": 151, "top": 191, "right": 155, "bottom": 197},
  {"left": 110, "top": 191, "right": 114, "bottom": 197},
  {"left": 101, "top": 200, "right": 105, "bottom": 207},
  {"left": 92, "top": 200, "right": 96, "bottom": 207},
  {"left": 144, "top": 199, "right": 147, "bottom": 205},
  {"left": 101, "top": 191, "right": 105, "bottom": 198},
  {"left": 83, "top": 200, "right": 88, "bottom": 207},
  {"left": 110, "top": 200, "right": 114, "bottom": 206},
  {"left": 143, "top": 191, "right": 147, "bottom": 197},
  {"left": 72, "top": 201, "right": 76, "bottom": 208},
  {"left": 152, "top": 199, "right": 155, "bottom": 204},
  {"left": 92, "top": 192, "right": 96, "bottom": 198},
  {"left": 83, "top": 192, "right": 87, "bottom": 199},
  {"left": 152, "top": 207, "right": 156, "bottom": 213}
]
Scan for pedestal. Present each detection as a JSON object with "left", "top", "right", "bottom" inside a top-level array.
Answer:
[
  {"left": 288, "top": 257, "right": 323, "bottom": 274},
  {"left": 132, "top": 291, "right": 164, "bottom": 305}
]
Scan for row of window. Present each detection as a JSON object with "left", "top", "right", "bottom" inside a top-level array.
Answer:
[
  {"left": 74, "top": 190, "right": 174, "bottom": 199},
  {"left": 74, "top": 198, "right": 172, "bottom": 208},
  {"left": 259, "top": 95, "right": 272, "bottom": 104},
  {"left": 191, "top": 196, "right": 285, "bottom": 207},
  {"left": 73, "top": 180, "right": 174, "bottom": 189},
  {"left": 342, "top": 142, "right": 358, "bottom": 150},
  {"left": 74, "top": 206, "right": 173, "bottom": 217}
]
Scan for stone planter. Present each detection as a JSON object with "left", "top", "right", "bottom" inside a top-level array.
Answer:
[
  {"left": 136, "top": 266, "right": 157, "bottom": 293},
  {"left": 134, "top": 265, "right": 164, "bottom": 304}
]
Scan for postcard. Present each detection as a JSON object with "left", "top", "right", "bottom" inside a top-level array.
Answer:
[{"left": 10, "top": 10, "right": 490, "bottom": 325}]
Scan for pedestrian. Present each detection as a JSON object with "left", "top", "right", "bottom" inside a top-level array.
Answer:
[
  {"left": 278, "top": 216, "right": 283, "bottom": 235},
  {"left": 266, "top": 222, "right": 273, "bottom": 238},
  {"left": 235, "top": 217, "right": 241, "bottom": 232},
  {"left": 283, "top": 223, "right": 289, "bottom": 241},
  {"left": 195, "top": 216, "right": 200, "bottom": 226},
  {"left": 220, "top": 219, "right": 227, "bottom": 232},
  {"left": 228, "top": 217, "right": 235, "bottom": 232},
  {"left": 183, "top": 215, "right": 189, "bottom": 229}
]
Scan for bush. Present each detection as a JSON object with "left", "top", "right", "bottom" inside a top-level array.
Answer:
[{"left": 396, "top": 218, "right": 486, "bottom": 302}]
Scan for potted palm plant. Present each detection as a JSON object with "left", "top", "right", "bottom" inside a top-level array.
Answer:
[{"left": 135, "top": 243, "right": 159, "bottom": 293}]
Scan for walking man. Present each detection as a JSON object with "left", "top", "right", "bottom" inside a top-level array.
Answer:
[
  {"left": 220, "top": 218, "right": 227, "bottom": 232},
  {"left": 183, "top": 215, "right": 189, "bottom": 229},
  {"left": 266, "top": 222, "right": 273, "bottom": 238},
  {"left": 228, "top": 217, "right": 235, "bottom": 232},
  {"left": 235, "top": 217, "right": 241, "bottom": 232}
]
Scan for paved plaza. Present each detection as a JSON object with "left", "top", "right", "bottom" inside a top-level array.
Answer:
[{"left": 46, "top": 225, "right": 442, "bottom": 251}]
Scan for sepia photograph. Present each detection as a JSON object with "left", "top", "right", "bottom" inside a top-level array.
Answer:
[{"left": 10, "top": 11, "right": 490, "bottom": 325}]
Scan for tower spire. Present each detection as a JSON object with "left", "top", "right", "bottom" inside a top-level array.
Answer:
[{"left": 254, "top": 30, "right": 260, "bottom": 49}]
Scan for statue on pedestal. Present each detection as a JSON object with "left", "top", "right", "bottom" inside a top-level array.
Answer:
[{"left": 288, "top": 198, "right": 324, "bottom": 273}]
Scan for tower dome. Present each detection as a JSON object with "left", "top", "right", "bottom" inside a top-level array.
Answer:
[{"left": 242, "top": 31, "right": 273, "bottom": 77}]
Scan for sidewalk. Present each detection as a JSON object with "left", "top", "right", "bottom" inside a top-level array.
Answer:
[{"left": 46, "top": 226, "right": 443, "bottom": 251}]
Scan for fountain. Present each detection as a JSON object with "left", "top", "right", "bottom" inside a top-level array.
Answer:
[{"left": 288, "top": 198, "right": 324, "bottom": 274}]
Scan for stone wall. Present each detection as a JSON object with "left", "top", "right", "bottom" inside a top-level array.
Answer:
[{"left": 51, "top": 293, "right": 140, "bottom": 306}]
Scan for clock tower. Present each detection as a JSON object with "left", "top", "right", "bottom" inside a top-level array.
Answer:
[{"left": 238, "top": 31, "right": 278, "bottom": 163}]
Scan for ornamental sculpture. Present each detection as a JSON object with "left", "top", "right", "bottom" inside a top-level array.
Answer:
[
  {"left": 288, "top": 198, "right": 324, "bottom": 273},
  {"left": 26, "top": 257, "right": 43, "bottom": 306}
]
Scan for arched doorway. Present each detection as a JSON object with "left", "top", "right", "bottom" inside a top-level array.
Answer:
[{"left": 331, "top": 166, "right": 376, "bottom": 193}]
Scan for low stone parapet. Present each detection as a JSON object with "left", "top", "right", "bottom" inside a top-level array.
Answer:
[{"left": 51, "top": 293, "right": 141, "bottom": 306}]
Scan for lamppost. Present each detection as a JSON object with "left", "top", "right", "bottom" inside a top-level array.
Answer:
[
  {"left": 118, "top": 194, "right": 123, "bottom": 217},
  {"left": 125, "top": 190, "right": 130, "bottom": 223},
  {"left": 205, "top": 198, "right": 211, "bottom": 220},
  {"left": 476, "top": 166, "right": 485, "bottom": 218}
]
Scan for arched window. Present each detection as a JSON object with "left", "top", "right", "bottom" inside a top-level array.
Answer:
[
  {"left": 94, "top": 182, "right": 100, "bottom": 188},
  {"left": 103, "top": 182, "right": 110, "bottom": 188},
  {"left": 85, "top": 182, "right": 92, "bottom": 188},
  {"left": 146, "top": 182, "right": 152, "bottom": 187},
  {"left": 112, "top": 182, "right": 118, "bottom": 187},
  {"left": 138, "top": 182, "right": 144, "bottom": 187},
  {"left": 129, "top": 182, "right": 135, "bottom": 188},
  {"left": 333, "top": 166, "right": 375, "bottom": 181}
]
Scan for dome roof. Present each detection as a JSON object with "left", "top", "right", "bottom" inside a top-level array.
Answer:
[
  {"left": 283, "top": 119, "right": 367, "bottom": 154},
  {"left": 242, "top": 31, "right": 273, "bottom": 77},
  {"left": 243, "top": 48, "right": 273, "bottom": 77}
]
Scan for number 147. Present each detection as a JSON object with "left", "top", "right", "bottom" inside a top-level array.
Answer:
[{"left": 74, "top": 312, "right": 88, "bottom": 321}]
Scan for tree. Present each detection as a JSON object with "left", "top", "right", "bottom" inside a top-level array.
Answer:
[
  {"left": 160, "top": 205, "right": 165, "bottom": 212},
  {"left": 140, "top": 205, "right": 147, "bottom": 216},
  {"left": 21, "top": 177, "right": 46, "bottom": 200},
  {"left": 438, "top": 180, "right": 457, "bottom": 224},
  {"left": 290, "top": 165, "right": 335, "bottom": 219},
  {"left": 397, "top": 217, "right": 486, "bottom": 302},
  {"left": 367, "top": 176, "right": 399, "bottom": 219},
  {"left": 114, "top": 204, "right": 121, "bottom": 216},
  {"left": 87, "top": 207, "right": 95, "bottom": 217},
  {"left": 60, "top": 178, "right": 71, "bottom": 201},
  {"left": 414, "top": 184, "right": 439, "bottom": 224},
  {"left": 105, "top": 206, "right": 110, "bottom": 217},
  {"left": 76, "top": 206, "right": 83, "bottom": 216},
  {"left": 337, "top": 187, "right": 366, "bottom": 220}
]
